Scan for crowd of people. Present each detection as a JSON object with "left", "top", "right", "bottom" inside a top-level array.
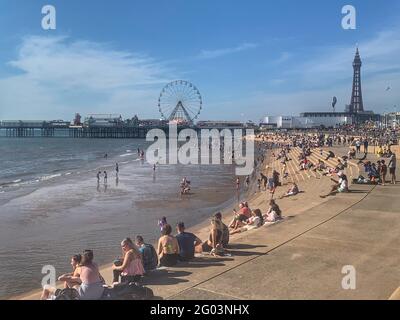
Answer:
[
  {"left": 356, "top": 151, "right": 397, "bottom": 185},
  {"left": 40, "top": 210, "right": 234, "bottom": 300},
  {"left": 254, "top": 124, "right": 398, "bottom": 199}
]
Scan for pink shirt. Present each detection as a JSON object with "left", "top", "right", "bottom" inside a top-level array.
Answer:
[
  {"left": 80, "top": 263, "right": 101, "bottom": 284},
  {"left": 122, "top": 257, "right": 145, "bottom": 276}
]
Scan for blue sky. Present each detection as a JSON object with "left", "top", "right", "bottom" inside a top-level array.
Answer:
[{"left": 0, "top": 0, "right": 399, "bottom": 121}]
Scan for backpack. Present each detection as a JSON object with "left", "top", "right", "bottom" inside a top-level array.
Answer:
[
  {"left": 54, "top": 288, "right": 80, "bottom": 300},
  {"left": 126, "top": 283, "right": 154, "bottom": 300},
  {"left": 105, "top": 282, "right": 154, "bottom": 300},
  {"left": 141, "top": 243, "right": 158, "bottom": 272}
]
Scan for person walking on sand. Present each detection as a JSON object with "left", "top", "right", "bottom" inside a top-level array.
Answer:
[
  {"left": 96, "top": 171, "right": 101, "bottom": 184},
  {"left": 103, "top": 171, "right": 108, "bottom": 184},
  {"left": 115, "top": 163, "right": 119, "bottom": 177},
  {"left": 388, "top": 151, "right": 397, "bottom": 185},
  {"left": 257, "top": 178, "right": 261, "bottom": 192},
  {"left": 355, "top": 140, "right": 361, "bottom": 154},
  {"left": 380, "top": 160, "right": 388, "bottom": 186},
  {"left": 363, "top": 138, "right": 369, "bottom": 154}
]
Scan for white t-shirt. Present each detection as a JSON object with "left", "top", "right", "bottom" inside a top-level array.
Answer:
[
  {"left": 248, "top": 216, "right": 261, "bottom": 227},
  {"left": 339, "top": 177, "right": 348, "bottom": 190}
]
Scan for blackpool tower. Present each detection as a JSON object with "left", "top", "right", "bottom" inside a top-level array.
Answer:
[{"left": 349, "top": 48, "right": 364, "bottom": 114}]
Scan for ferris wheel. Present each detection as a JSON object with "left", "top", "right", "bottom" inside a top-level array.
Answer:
[{"left": 158, "top": 80, "right": 202, "bottom": 125}]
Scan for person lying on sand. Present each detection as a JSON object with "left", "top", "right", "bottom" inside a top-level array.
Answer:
[{"left": 279, "top": 183, "right": 299, "bottom": 199}]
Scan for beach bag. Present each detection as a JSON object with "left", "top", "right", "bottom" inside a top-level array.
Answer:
[
  {"left": 54, "top": 288, "right": 80, "bottom": 300},
  {"left": 126, "top": 283, "right": 154, "bottom": 300},
  {"left": 111, "top": 282, "right": 154, "bottom": 300},
  {"left": 210, "top": 245, "right": 225, "bottom": 257}
]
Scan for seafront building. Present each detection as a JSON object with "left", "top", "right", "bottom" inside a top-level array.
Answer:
[{"left": 382, "top": 112, "right": 400, "bottom": 129}]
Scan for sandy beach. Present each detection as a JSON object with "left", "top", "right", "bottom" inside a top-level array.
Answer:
[
  {"left": 7, "top": 134, "right": 400, "bottom": 300},
  {"left": 8, "top": 138, "right": 269, "bottom": 300}
]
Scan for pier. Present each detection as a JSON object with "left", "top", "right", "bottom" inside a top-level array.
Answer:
[
  {"left": 0, "top": 124, "right": 167, "bottom": 139},
  {"left": 0, "top": 121, "right": 246, "bottom": 138}
]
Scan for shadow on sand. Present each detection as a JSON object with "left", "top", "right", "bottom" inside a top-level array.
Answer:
[
  {"left": 141, "top": 270, "right": 191, "bottom": 286},
  {"left": 226, "top": 250, "right": 265, "bottom": 257},
  {"left": 226, "top": 243, "right": 267, "bottom": 250}
]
